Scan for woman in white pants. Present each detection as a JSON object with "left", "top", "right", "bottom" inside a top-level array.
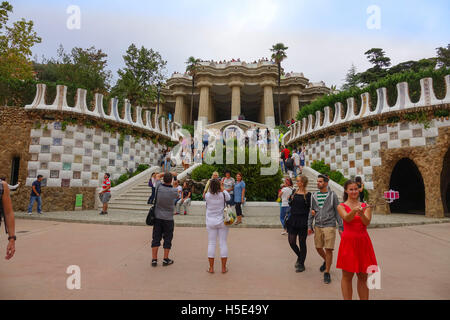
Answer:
[{"left": 205, "top": 178, "right": 231, "bottom": 274}]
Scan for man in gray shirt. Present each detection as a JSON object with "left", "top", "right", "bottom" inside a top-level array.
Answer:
[{"left": 151, "top": 172, "right": 178, "bottom": 267}]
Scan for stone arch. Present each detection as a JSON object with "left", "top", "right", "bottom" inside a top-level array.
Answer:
[
  {"left": 389, "top": 158, "right": 425, "bottom": 214},
  {"left": 441, "top": 147, "right": 450, "bottom": 216}
]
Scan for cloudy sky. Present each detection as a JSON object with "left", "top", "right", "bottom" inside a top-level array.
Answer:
[{"left": 9, "top": 0, "right": 450, "bottom": 87}]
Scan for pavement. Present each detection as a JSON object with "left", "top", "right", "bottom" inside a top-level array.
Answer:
[
  {"left": 14, "top": 209, "right": 450, "bottom": 229},
  {"left": 0, "top": 219, "right": 449, "bottom": 300}
]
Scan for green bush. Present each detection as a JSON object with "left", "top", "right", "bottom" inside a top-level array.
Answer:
[
  {"left": 190, "top": 141, "right": 283, "bottom": 201},
  {"left": 191, "top": 164, "right": 218, "bottom": 181},
  {"left": 434, "top": 109, "right": 449, "bottom": 117},
  {"left": 311, "top": 160, "right": 369, "bottom": 201}
]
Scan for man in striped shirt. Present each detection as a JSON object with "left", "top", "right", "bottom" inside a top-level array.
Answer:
[
  {"left": 99, "top": 173, "right": 111, "bottom": 215},
  {"left": 308, "top": 174, "right": 343, "bottom": 284}
]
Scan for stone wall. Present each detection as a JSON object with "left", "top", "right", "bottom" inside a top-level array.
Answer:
[
  {"left": 0, "top": 106, "right": 32, "bottom": 190},
  {"left": 373, "top": 125, "right": 450, "bottom": 218},
  {"left": 290, "top": 117, "right": 450, "bottom": 218},
  {"left": 10, "top": 186, "right": 96, "bottom": 211},
  {"left": 0, "top": 106, "right": 170, "bottom": 212}
]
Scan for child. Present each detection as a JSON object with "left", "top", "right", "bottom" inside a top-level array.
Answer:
[{"left": 173, "top": 180, "right": 183, "bottom": 214}]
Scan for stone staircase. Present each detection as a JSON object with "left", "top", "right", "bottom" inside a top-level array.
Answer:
[
  {"left": 105, "top": 165, "right": 185, "bottom": 213},
  {"left": 283, "top": 170, "right": 320, "bottom": 195},
  {"left": 105, "top": 166, "right": 342, "bottom": 216}
]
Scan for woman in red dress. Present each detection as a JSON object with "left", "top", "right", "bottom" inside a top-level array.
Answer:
[{"left": 337, "top": 180, "right": 378, "bottom": 300}]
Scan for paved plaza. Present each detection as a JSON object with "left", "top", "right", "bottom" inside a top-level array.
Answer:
[{"left": 0, "top": 219, "right": 449, "bottom": 300}]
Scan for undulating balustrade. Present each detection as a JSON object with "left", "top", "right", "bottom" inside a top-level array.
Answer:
[
  {"left": 25, "top": 84, "right": 182, "bottom": 142},
  {"left": 284, "top": 75, "right": 450, "bottom": 145}
]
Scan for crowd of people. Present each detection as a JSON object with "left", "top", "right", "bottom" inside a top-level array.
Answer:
[{"left": 1, "top": 129, "right": 376, "bottom": 300}]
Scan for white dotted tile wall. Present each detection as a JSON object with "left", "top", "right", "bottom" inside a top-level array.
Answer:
[
  {"left": 26, "top": 122, "right": 164, "bottom": 187},
  {"left": 302, "top": 118, "right": 449, "bottom": 190}
]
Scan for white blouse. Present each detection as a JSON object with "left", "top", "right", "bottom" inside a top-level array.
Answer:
[{"left": 205, "top": 190, "right": 231, "bottom": 227}]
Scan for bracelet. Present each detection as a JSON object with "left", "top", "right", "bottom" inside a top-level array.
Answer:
[{"left": 8, "top": 235, "right": 16, "bottom": 241}]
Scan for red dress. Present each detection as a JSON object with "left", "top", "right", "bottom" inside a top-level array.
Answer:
[{"left": 336, "top": 203, "right": 378, "bottom": 273}]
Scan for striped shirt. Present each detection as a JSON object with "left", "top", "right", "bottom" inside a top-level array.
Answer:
[
  {"left": 317, "top": 191, "right": 328, "bottom": 208},
  {"left": 102, "top": 178, "right": 111, "bottom": 193}
]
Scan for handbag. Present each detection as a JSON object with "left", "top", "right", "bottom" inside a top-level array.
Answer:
[
  {"left": 146, "top": 185, "right": 159, "bottom": 226},
  {"left": 223, "top": 193, "right": 236, "bottom": 226}
]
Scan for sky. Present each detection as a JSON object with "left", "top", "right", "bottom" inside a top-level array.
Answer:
[{"left": 8, "top": 0, "right": 450, "bottom": 88}]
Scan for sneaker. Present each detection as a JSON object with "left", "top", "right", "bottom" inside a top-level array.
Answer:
[
  {"left": 324, "top": 272, "right": 331, "bottom": 284},
  {"left": 28, "top": 212, "right": 32, "bottom": 215},
  {"left": 162, "top": 258, "right": 174, "bottom": 266},
  {"left": 296, "top": 264, "right": 305, "bottom": 273},
  {"left": 320, "top": 262, "right": 326, "bottom": 272},
  {"left": 151, "top": 259, "right": 157, "bottom": 267},
  {"left": 99, "top": 211, "right": 104, "bottom": 215},
  {"left": 281, "top": 231, "right": 287, "bottom": 235}
]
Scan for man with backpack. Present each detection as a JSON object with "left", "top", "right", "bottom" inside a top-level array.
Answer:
[
  {"left": 28, "top": 175, "right": 44, "bottom": 215},
  {"left": 0, "top": 180, "right": 16, "bottom": 260},
  {"left": 308, "top": 174, "right": 343, "bottom": 284},
  {"left": 151, "top": 171, "right": 178, "bottom": 267}
]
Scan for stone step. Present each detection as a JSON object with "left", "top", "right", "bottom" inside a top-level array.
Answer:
[{"left": 107, "top": 203, "right": 280, "bottom": 217}]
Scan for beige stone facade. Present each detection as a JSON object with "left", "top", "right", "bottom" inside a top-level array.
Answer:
[{"left": 163, "top": 61, "right": 329, "bottom": 127}]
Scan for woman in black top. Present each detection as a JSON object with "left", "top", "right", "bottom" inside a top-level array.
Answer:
[
  {"left": 355, "top": 176, "right": 365, "bottom": 202},
  {"left": 286, "top": 175, "right": 311, "bottom": 272}
]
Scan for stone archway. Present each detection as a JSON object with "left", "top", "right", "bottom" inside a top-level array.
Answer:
[
  {"left": 441, "top": 147, "right": 450, "bottom": 217},
  {"left": 389, "top": 158, "right": 425, "bottom": 214}
]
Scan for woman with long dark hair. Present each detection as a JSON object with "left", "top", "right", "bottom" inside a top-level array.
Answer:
[
  {"left": 205, "top": 179, "right": 231, "bottom": 274},
  {"left": 286, "top": 176, "right": 311, "bottom": 272},
  {"left": 337, "top": 180, "right": 377, "bottom": 300},
  {"left": 233, "top": 173, "right": 245, "bottom": 225},
  {"left": 278, "top": 177, "right": 293, "bottom": 235}
]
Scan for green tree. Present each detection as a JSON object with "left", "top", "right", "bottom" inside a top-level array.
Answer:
[
  {"left": 388, "top": 58, "right": 437, "bottom": 75},
  {"left": 0, "top": 1, "right": 41, "bottom": 80},
  {"left": 436, "top": 44, "right": 450, "bottom": 68},
  {"left": 185, "top": 56, "right": 200, "bottom": 124},
  {"left": 357, "top": 48, "right": 391, "bottom": 85},
  {"left": 270, "top": 43, "right": 288, "bottom": 125},
  {"left": 34, "top": 44, "right": 112, "bottom": 93},
  {"left": 341, "top": 63, "right": 359, "bottom": 90},
  {"left": 111, "top": 44, "right": 167, "bottom": 107}
]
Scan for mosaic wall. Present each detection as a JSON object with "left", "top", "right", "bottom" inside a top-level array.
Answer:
[
  {"left": 26, "top": 122, "right": 163, "bottom": 187},
  {"left": 304, "top": 118, "right": 450, "bottom": 190}
]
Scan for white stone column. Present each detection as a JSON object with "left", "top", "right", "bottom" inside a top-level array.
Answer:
[
  {"left": 197, "top": 81, "right": 212, "bottom": 126},
  {"left": 229, "top": 80, "right": 243, "bottom": 121},
  {"left": 261, "top": 81, "right": 276, "bottom": 128},
  {"left": 174, "top": 94, "right": 185, "bottom": 124},
  {"left": 289, "top": 91, "right": 301, "bottom": 121}
]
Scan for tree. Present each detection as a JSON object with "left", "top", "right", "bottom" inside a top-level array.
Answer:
[
  {"left": 185, "top": 56, "right": 200, "bottom": 124},
  {"left": 357, "top": 48, "right": 391, "bottom": 85},
  {"left": 270, "top": 43, "right": 288, "bottom": 126},
  {"left": 341, "top": 63, "right": 359, "bottom": 90},
  {"left": 436, "top": 44, "right": 450, "bottom": 68},
  {"left": 0, "top": 1, "right": 41, "bottom": 80},
  {"left": 388, "top": 58, "right": 437, "bottom": 75},
  {"left": 111, "top": 44, "right": 167, "bottom": 107},
  {"left": 34, "top": 44, "right": 112, "bottom": 93}
]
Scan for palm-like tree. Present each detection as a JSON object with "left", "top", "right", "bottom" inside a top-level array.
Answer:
[
  {"left": 185, "top": 56, "right": 201, "bottom": 124},
  {"left": 270, "top": 43, "right": 288, "bottom": 125}
]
